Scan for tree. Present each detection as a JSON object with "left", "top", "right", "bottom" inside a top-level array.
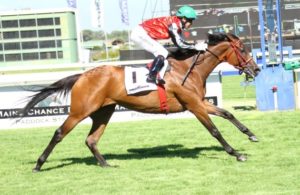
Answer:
[
  {"left": 82, "top": 30, "right": 94, "bottom": 41},
  {"left": 82, "top": 30, "right": 130, "bottom": 45}
]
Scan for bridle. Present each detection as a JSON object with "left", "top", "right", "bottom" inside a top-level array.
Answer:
[
  {"left": 225, "top": 37, "right": 254, "bottom": 74},
  {"left": 206, "top": 36, "right": 254, "bottom": 74},
  {"left": 181, "top": 36, "right": 256, "bottom": 86}
]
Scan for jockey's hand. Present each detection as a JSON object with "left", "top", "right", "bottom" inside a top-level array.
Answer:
[{"left": 195, "top": 42, "right": 208, "bottom": 52}]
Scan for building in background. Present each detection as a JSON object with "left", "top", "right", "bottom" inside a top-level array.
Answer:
[
  {"left": 170, "top": 0, "right": 300, "bottom": 51},
  {"left": 0, "top": 8, "right": 79, "bottom": 66}
]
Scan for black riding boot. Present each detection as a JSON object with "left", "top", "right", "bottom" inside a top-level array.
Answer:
[{"left": 147, "top": 55, "right": 165, "bottom": 84}]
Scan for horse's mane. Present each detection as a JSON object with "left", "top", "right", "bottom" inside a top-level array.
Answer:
[
  {"left": 207, "top": 33, "right": 238, "bottom": 46},
  {"left": 167, "top": 47, "right": 198, "bottom": 60},
  {"left": 168, "top": 33, "right": 239, "bottom": 60}
]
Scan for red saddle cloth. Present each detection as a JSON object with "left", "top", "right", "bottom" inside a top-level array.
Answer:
[
  {"left": 157, "top": 84, "right": 169, "bottom": 113},
  {"left": 147, "top": 61, "right": 169, "bottom": 113}
]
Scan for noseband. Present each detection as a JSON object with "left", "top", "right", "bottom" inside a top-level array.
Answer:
[{"left": 226, "top": 39, "right": 254, "bottom": 73}]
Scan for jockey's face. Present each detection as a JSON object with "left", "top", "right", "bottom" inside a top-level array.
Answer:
[{"left": 181, "top": 17, "right": 193, "bottom": 29}]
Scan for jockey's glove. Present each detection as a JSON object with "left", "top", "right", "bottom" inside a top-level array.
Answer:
[{"left": 195, "top": 42, "right": 208, "bottom": 52}]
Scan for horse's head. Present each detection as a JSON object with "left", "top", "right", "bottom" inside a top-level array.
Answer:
[{"left": 207, "top": 33, "right": 260, "bottom": 78}]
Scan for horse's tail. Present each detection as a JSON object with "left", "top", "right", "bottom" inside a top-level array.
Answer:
[{"left": 18, "top": 74, "right": 82, "bottom": 117}]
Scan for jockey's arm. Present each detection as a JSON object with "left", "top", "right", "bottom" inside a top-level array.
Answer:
[{"left": 168, "top": 23, "right": 196, "bottom": 50}]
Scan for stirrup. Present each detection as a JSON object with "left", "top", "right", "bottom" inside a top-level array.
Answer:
[
  {"left": 156, "top": 78, "right": 165, "bottom": 85},
  {"left": 146, "top": 74, "right": 156, "bottom": 83},
  {"left": 146, "top": 75, "right": 165, "bottom": 85}
]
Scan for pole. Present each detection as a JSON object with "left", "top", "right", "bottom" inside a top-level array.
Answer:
[
  {"left": 275, "top": 0, "right": 283, "bottom": 63},
  {"left": 247, "top": 9, "right": 254, "bottom": 51},
  {"left": 104, "top": 31, "right": 109, "bottom": 60},
  {"left": 127, "top": 28, "right": 131, "bottom": 49},
  {"left": 258, "top": 0, "right": 267, "bottom": 69}
]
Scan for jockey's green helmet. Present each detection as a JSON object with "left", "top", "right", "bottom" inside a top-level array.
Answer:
[{"left": 176, "top": 5, "right": 197, "bottom": 20}]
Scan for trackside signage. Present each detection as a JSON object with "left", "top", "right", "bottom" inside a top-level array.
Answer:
[
  {"left": 0, "top": 96, "right": 217, "bottom": 119},
  {"left": 0, "top": 72, "right": 222, "bottom": 130},
  {"left": 0, "top": 106, "right": 69, "bottom": 118},
  {"left": 0, "top": 96, "right": 218, "bottom": 129}
]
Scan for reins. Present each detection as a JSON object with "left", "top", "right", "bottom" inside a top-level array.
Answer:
[
  {"left": 181, "top": 51, "right": 203, "bottom": 86},
  {"left": 205, "top": 49, "right": 223, "bottom": 63},
  {"left": 181, "top": 48, "right": 223, "bottom": 86},
  {"left": 181, "top": 35, "right": 254, "bottom": 86}
]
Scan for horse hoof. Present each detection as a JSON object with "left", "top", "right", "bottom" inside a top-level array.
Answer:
[
  {"left": 101, "top": 164, "right": 118, "bottom": 168},
  {"left": 98, "top": 162, "right": 118, "bottom": 168},
  {"left": 32, "top": 168, "right": 40, "bottom": 173},
  {"left": 237, "top": 155, "right": 247, "bottom": 162},
  {"left": 249, "top": 136, "right": 259, "bottom": 142}
]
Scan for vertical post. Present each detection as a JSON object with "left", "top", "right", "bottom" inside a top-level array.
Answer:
[
  {"left": 74, "top": 9, "right": 83, "bottom": 63},
  {"left": 127, "top": 28, "right": 131, "bottom": 49},
  {"left": 272, "top": 86, "right": 278, "bottom": 111},
  {"left": 234, "top": 15, "right": 239, "bottom": 36},
  {"left": 247, "top": 9, "right": 254, "bottom": 51},
  {"left": 276, "top": 0, "right": 283, "bottom": 63},
  {"left": 258, "top": 0, "right": 267, "bottom": 69},
  {"left": 104, "top": 31, "right": 109, "bottom": 60}
]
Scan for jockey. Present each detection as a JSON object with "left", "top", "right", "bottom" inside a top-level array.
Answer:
[{"left": 131, "top": 5, "right": 207, "bottom": 84}]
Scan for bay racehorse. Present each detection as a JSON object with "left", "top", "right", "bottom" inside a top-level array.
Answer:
[{"left": 20, "top": 33, "right": 260, "bottom": 172}]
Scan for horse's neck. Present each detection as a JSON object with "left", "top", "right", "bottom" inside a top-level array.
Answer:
[
  {"left": 196, "top": 54, "right": 220, "bottom": 80},
  {"left": 195, "top": 43, "right": 229, "bottom": 79}
]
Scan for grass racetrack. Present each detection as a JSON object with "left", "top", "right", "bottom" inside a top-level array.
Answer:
[{"left": 0, "top": 75, "right": 299, "bottom": 194}]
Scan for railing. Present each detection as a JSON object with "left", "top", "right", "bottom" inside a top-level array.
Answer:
[{"left": 0, "top": 60, "right": 151, "bottom": 87}]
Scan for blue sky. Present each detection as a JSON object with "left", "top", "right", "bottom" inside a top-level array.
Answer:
[{"left": 0, "top": 0, "right": 170, "bottom": 32}]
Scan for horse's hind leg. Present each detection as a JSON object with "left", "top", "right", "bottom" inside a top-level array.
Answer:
[
  {"left": 204, "top": 100, "right": 258, "bottom": 142},
  {"left": 32, "top": 115, "right": 83, "bottom": 172},
  {"left": 85, "top": 104, "right": 116, "bottom": 167}
]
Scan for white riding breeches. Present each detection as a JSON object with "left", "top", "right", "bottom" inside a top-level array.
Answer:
[{"left": 130, "top": 26, "right": 169, "bottom": 58}]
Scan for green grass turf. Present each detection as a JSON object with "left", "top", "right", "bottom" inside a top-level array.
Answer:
[
  {"left": 0, "top": 110, "right": 299, "bottom": 194},
  {"left": 0, "top": 75, "right": 299, "bottom": 194}
]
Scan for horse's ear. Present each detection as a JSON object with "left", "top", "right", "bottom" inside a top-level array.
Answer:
[
  {"left": 225, "top": 34, "right": 234, "bottom": 42},
  {"left": 226, "top": 33, "right": 239, "bottom": 42},
  {"left": 207, "top": 33, "right": 214, "bottom": 45}
]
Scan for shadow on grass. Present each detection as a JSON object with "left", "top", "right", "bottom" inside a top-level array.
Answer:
[
  {"left": 38, "top": 144, "right": 223, "bottom": 172},
  {"left": 233, "top": 105, "right": 256, "bottom": 111}
]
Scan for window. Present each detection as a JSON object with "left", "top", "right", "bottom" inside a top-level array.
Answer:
[
  {"left": 2, "top": 20, "right": 18, "bottom": 28},
  {"left": 23, "top": 53, "right": 39, "bottom": 60},
  {"left": 37, "top": 18, "right": 54, "bottom": 26},
  {"left": 58, "top": 51, "right": 63, "bottom": 58},
  {"left": 5, "top": 54, "right": 21, "bottom": 61},
  {"left": 20, "top": 19, "right": 36, "bottom": 27},
  {"left": 38, "top": 29, "right": 55, "bottom": 37},
  {"left": 39, "top": 40, "right": 56, "bottom": 48},
  {"left": 3, "top": 31, "right": 19, "bottom": 39},
  {"left": 55, "top": 17, "right": 60, "bottom": 25},
  {"left": 56, "top": 40, "right": 62, "bottom": 47},
  {"left": 21, "top": 30, "right": 37, "bottom": 38},
  {"left": 4, "top": 42, "right": 20, "bottom": 50},
  {"left": 0, "top": 55, "right": 3, "bottom": 62},
  {"left": 55, "top": 29, "right": 61, "bottom": 36},
  {"left": 0, "top": 44, "right": 3, "bottom": 50},
  {"left": 22, "top": 41, "right": 38, "bottom": 49},
  {"left": 40, "top": 52, "right": 56, "bottom": 59}
]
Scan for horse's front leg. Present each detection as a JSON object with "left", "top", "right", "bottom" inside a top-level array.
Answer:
[
  {"left": 188, "top": 101, "right": 247, "bottom": 161},
  {"left": 204, "top": 100, "right": 258, "bottom": 142}
]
